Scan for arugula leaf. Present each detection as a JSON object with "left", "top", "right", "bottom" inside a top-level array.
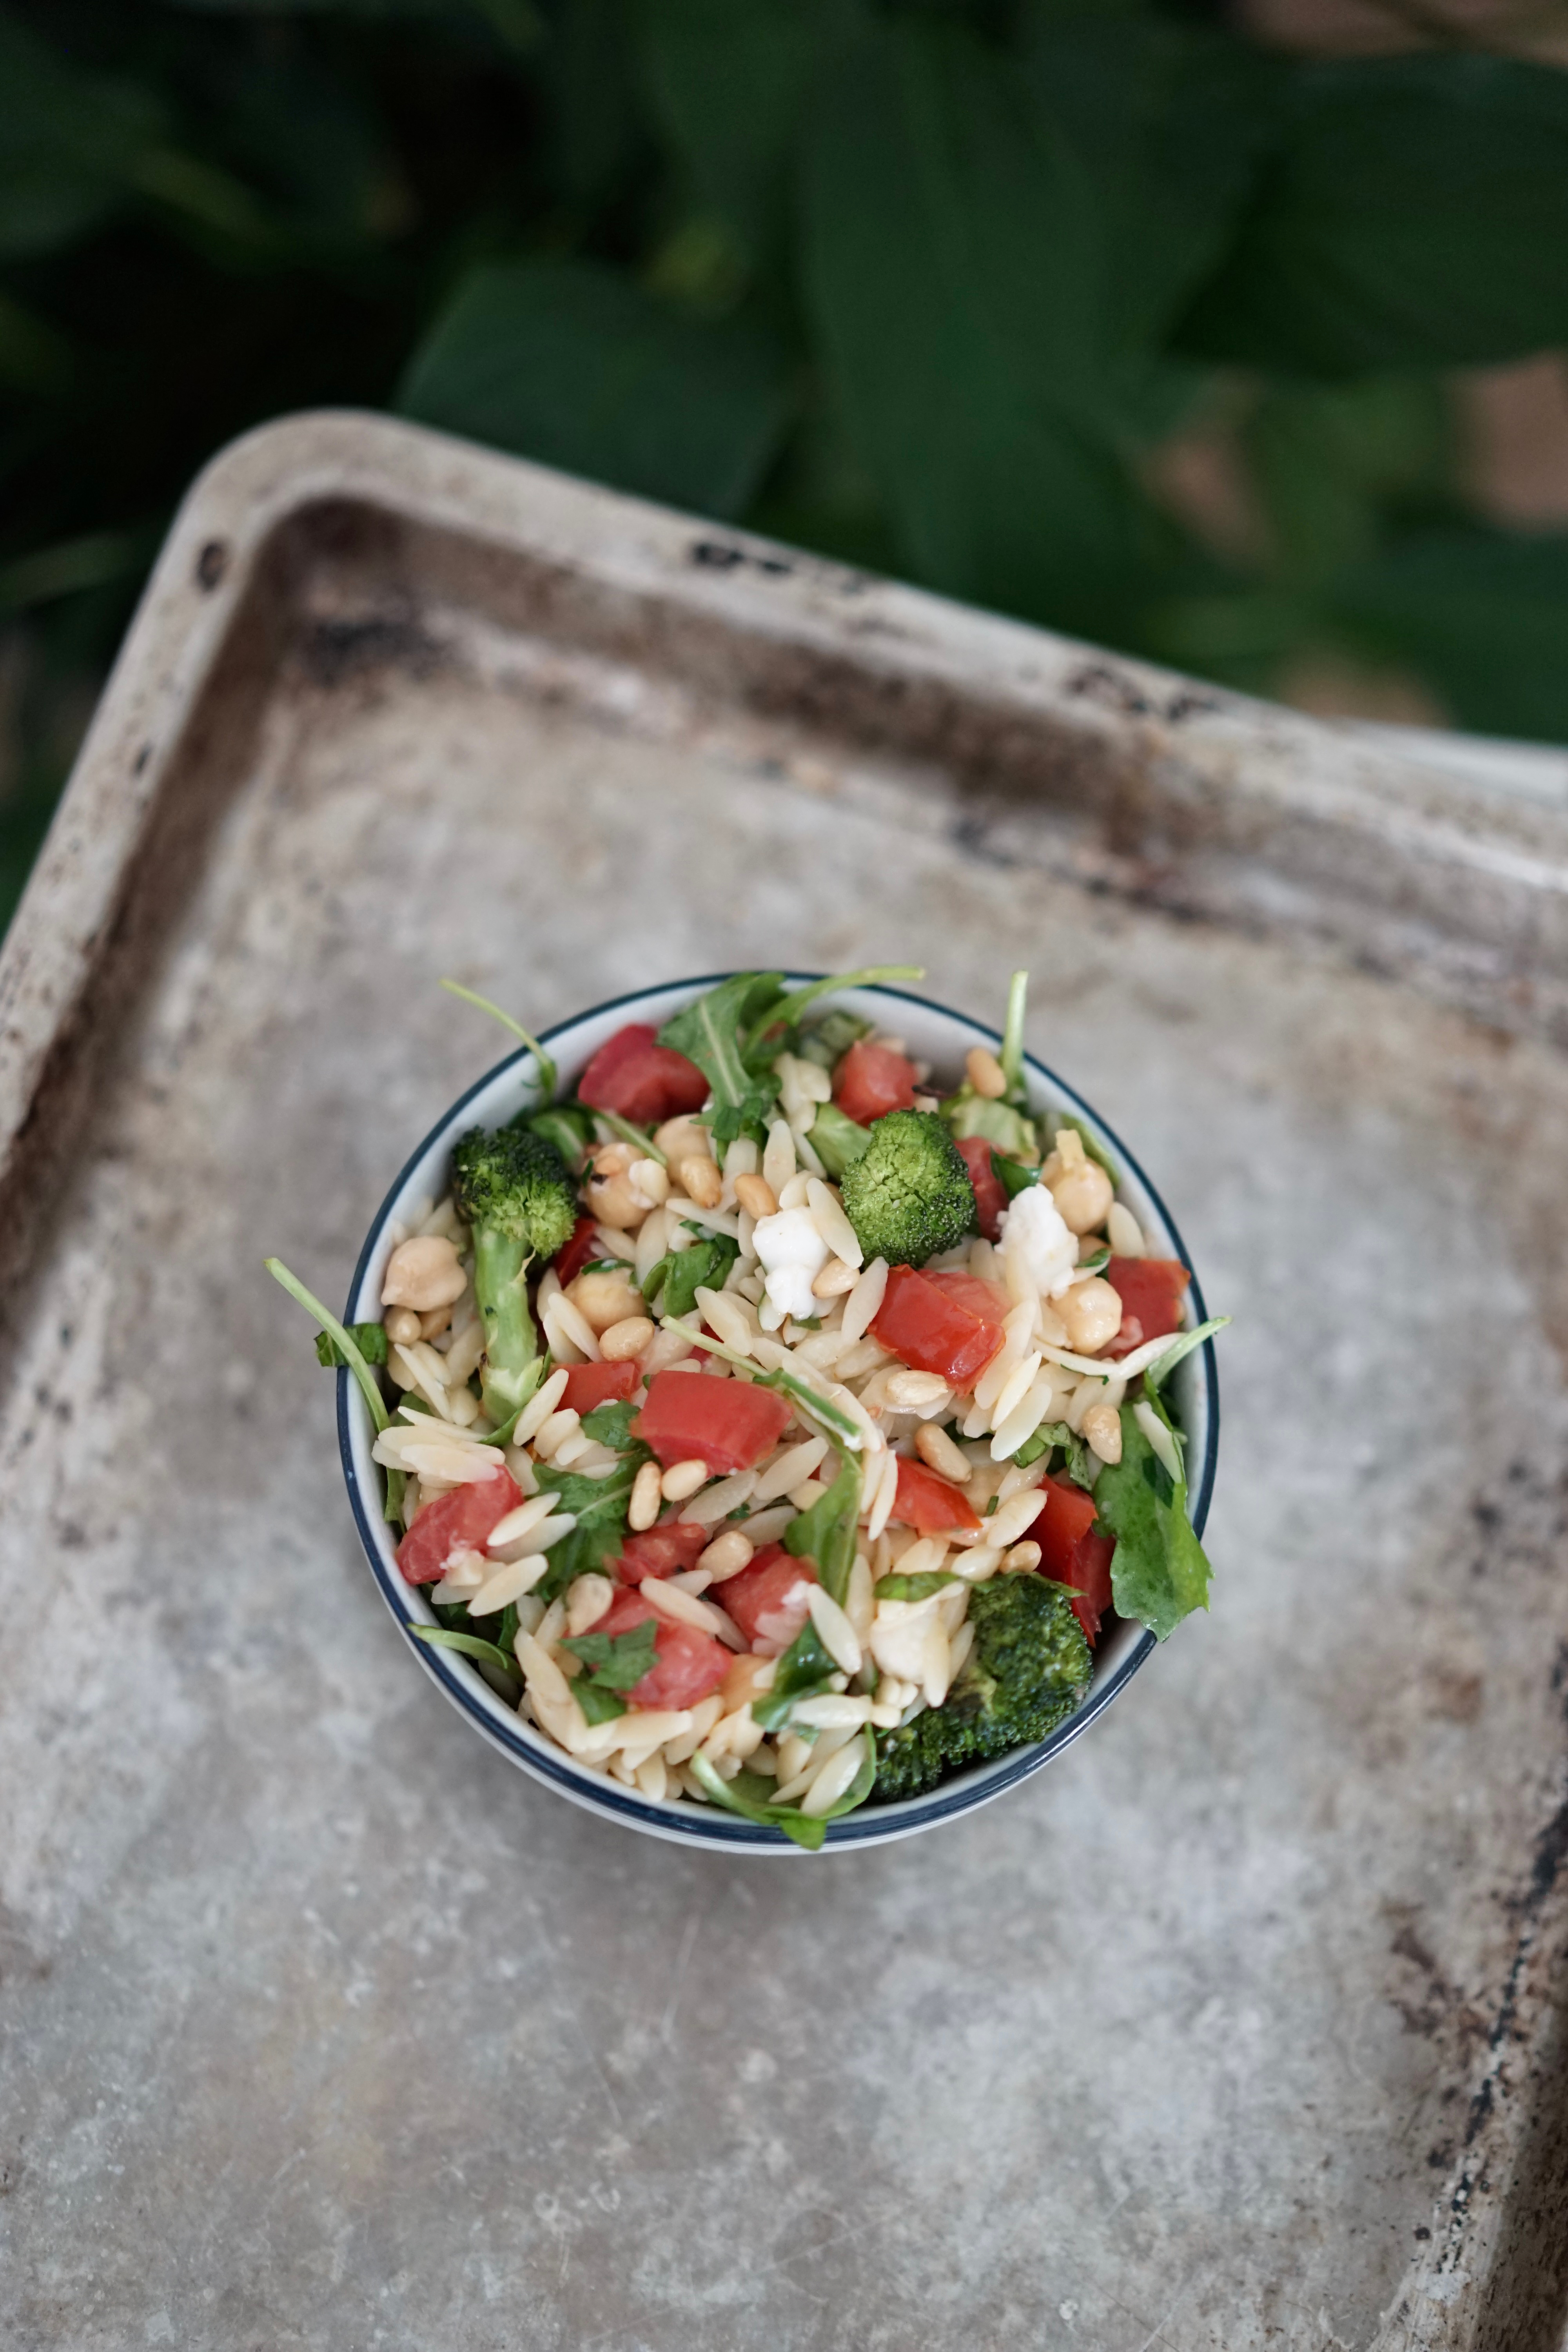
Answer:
[
  {"left": 410, "top": 1625, "right": 519, "bottom": 1680},
  {"left": 1093, "top": 1399, "right": 1211, "bottom": 1640},
  {"left": 479, "top": 1399, "right": 527, "bottom": 1450},
  {"left": 316, "top": 1319, "right": 388, "bottom": 1369},
  {"left": 522, "top": 1104, "right": 595, "bottom": 1163},
  {"left": 991, "top": 1150, "right": 1037, "bottom": 1201},
  {"left": 750, "top": 1616, "right": 838, "bottom": 1733},
  {"left": 532, "top": 1455, "right": 640, "bottom": 1601},
  {"left": 688, "top": 1732, "right": 876, "bottom": 1849},
  {"left": 573, "top": 1679, "right": 628, "bottom": 1725},
  {"left": 1012, "top": 1419, "right": 1096, "bottom": 1489},
  {"left": 562, "top": 1618, "right": 660, "bottom": 1690},
  {"left": 782, "top": 1445, "right": 861, "bottom": 1604},
  {"left": 874, "top": 1570, "right": 958, "bottom": 1601},
  {"left": 1143, "top": 1314, "right": 1230, "bottom": 1395},
  {"left": 267, "top": 1259, "right": 388, "bottom": 1434},
  {"left": 658, "top": 973, "right": 785, "bottom": 1138},
  {"left": 1078, "top": 1243, "right": 1110, "bottom": 1274},
  {"left": 758, "top": 964, "right": 924, "bottom": 1043},
  {"left": 808, "top": 1102, "right": 872, "bottom": 1178},
  {"left": 591, "top": 1107, "right": 667, "bottom": 1164},
  {"left": 580, "top": 1398, "right": 643, "bottom": 1451},
  {"left": 642, "top": 1229, "right": 740, "bottom": 1319},
  {"left": 439, "top": 979, "right": 557, "bottom": 1101}
]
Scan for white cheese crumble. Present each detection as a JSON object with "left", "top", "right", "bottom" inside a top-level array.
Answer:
[
  {"left": 752, "top": 1205, "right": 830, "bottom": 1320},
  {"left": 997, "top": 1182, "right": 1078, "bottom": 1299}
]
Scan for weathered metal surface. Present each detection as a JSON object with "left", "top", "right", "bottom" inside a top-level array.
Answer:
[{"left": 0, "top": 414, "right": 1565, "bottom": 2351}]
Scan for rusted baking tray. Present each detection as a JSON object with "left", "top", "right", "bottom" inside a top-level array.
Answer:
[{"left": 2, "top": 412, "right": 1566, "bottom": 2352}]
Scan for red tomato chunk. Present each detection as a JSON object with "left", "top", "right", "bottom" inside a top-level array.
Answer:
[
  {"left": 589, "top": 1587, "right": 731, "bottom": 1710},
  {"left": 553, "top": 1215, "right": 599, "bottom": 1288},
  {"left": 891, "top": 1455, "right": 981, "bottom": 1536},
  {"left": 833, "top": 1038, "right": 917, "bottom": 1125},
  {"left": 615, "top": 1521, "right": 710, "bottom": 1583},
  {"left": 578, "top": 1023, "right": 709, "bottom": 1127},
  {"left": 396, "top": 1463, "right": 522, "bottom": 1584},
  {"left": 1015, "top": 1474, "right": 1115, "bottom": 1645},
  {"left": 955, "top": 1135, "right": 1007, "bottom": 1243},
  {"left": 632, "top": 1367, "right": 791, "bottom": 1472},
  {"left": 720, "top": 1545, "right": 818, "bottom": 1657},
  {"left": 871, "top": 1265, "right": 1006, "bottom": 1394},
  {"left": 561, "top": 1358, "right": 640, "bottom": 1417},
  {"left": 1105, "top": 1257, "right": 1191, "bottom": 1359}
]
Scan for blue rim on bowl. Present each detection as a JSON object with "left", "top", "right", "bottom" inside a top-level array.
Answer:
[{"left": 337, "top": 977, "right": 1220, "bottom": 1852}]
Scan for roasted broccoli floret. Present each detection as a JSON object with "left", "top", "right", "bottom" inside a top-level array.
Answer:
[
  {"left": 450, "top": 1125, "right": 578, "bottom": 1422},
  {"left": 873, "top": 1574, "right": 1091, "bottom": 1801},
  {"left": 839, "top": 1108, "right": 976, "bottom": 1267}
]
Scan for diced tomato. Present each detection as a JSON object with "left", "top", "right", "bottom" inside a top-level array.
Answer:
[
  {"left": 561, "top": 1358, "right": 640, "bottom": 1416},
  {"left": 1015, "top": 1474, "right": 1115, "bottom": 1645},
  {"left": 925, "top": 1268, "right": 1011, "bottom": 1324},
  {"left": 396, "top": 1463, "right": 522, "bottom": 1584},
  {"left": 871, "top": 1265, "right": 1006, "bottom": 1394},
  {"left": 891, "top": 1455, "right": 982, "bottom": 1536},
  {"left": 720, "top": 1544, "right": 819, "bottom": 1657},
  {"left": 589, "top": 1587, "right": 731, "bottom": 1710},
  {"left": 632, "top": 1367, "right": 791, "bottom": 1472},
  {"left": 578, "top": 1023, "right": 709, "bottom": 1127},
  {"left": 553, "top": 1215, "right": 599, "bottom": 1287},
  {"left": 955, "top": 1135, "right": 1006, "bottom": 1242},
  {"left": 1105, "top": 1257, "right": 1191, "bottom": 1359},
  {"left": 833, "top": 1038, "right": 917, "bottom": 1125},
  {"left": 615, "top": 1521, "right": 710, "bottom": 1584}
]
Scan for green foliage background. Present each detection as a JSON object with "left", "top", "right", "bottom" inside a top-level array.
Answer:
[{"left": 5, "top": 0, "right": 1568, "bottom": 932}]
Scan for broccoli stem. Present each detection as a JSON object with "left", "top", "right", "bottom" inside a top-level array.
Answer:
[{"left": 470, "top": 1226, "right": 546, "bottom": 1421}]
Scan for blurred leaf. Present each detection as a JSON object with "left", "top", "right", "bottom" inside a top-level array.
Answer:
[
  {"left": 800, "top": 15, "right": 1150, "bottom": 633},
  {"left": 397, "top": 255, "right": 793, "bottom": 514},
  {"left": 0, "top": 11, "right": 167, "bottom": 260},
  {"left": 540, "top": 0, "right": 648, "bottom": 210},
  {"left": 638, "top": 0, "right": 820, "bottom": 261},
  {"left": 1020, "top": 3, "right": 1278, "bottom": 352},
  {"left": 1245, "top": 375, "right": 1454, "bottom": 588},
  {"left": 1332, "top": 529, "right": 1568, "bottom": 740},
  {"left": 1180, "top": 57, "right": 1568, "bottom": 377},
  {"left": 0, "top": 532, "right": 138, "bottom": 613}
]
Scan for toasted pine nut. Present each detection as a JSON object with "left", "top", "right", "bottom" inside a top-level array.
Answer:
[
  {"left": 1082, "top": 1401, "right": 1123, "bottom": 1463},
  {"left": 628, "top": 1459, "right": 662, "bottom": 1531},
  {"left": 812, "top": 1256, "right": 859, "bottom": 1298},
  {"left": 698, "top": 1528, "right": 753, "bottom": 1581},
  {"left": 679, "top": 1154, "right": 724, "bottom": 1208},
  {"left": 661, "top": 1457, "right": 710, "bottom": 1503},
  {"left": 419, "top": 1303, "right": 454, "bottom": 1339},
  {"left": 1004, "top": 1541, "right": 1043, "bottom": 1572},
  {"left": 966, "top": 1045, "right": 1007, "bottom": 1099},
  {"left": 385, "top": 1306, "right": 422, "bottom": 1346},
  {"left": 915, "top": 1422, "right": 973, "bottom": 1483},
  {"left": 657, "top": 1116, "right": 713, "bottom": 1164},
  {"left": 381, "top": 1233, "right": 468, "bottom": 1312},
  {"left": 734, "top": 1172, "right": 779, "bottom": 1220},
  {"left": 886, "top": 1368, "right": 950, "bottom": 1410},
  {"left": 599, "top": 1314, "right": 654, "bottom": 1361}
]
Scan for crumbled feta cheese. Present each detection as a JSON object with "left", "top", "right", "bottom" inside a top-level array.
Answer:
[
  {"left": 752, "top": 1205, "right": 830, "bottom": 1320},
  {"left": 997, "top": 1183, "right": 1078, "bottom": 1299}
]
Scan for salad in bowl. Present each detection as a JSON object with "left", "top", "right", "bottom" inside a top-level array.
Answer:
[{"left": 272, "top": 967, "right": 1224, "bottom": 1851}]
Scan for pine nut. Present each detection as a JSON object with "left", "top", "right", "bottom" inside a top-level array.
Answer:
[
  {"left": 628, "top": 1459, "right": 662, "bottom": 1530},
  {"left": 697, "top": 1528, "right": 753, "bottom": 1580},
  {"left": 812, "top": 1256, "right": 859, "bottom": 1298},
  {"left": 679, "top": 1154, "right": 724, "bottom": 1208},
  {"left": 385, "top": 1306, "right": 422, "bottom": 1346},
  {"left": 1082, "top": 1401, "right": 1123, "bottom": 1462},
  {"left": 419, "top": 1302, "right": 454, "bottom": 1339},
  {"left": 734, "top": 1172, "right": 778, "bottom": 1220},
  {"left": 886, "top": 1369, "right": 950, "bottom": 1411},
  {"left": 661, "top": 1457, "right": 710, "bottom": 1503},
  {"left": 915, "top": 1422, "right": 973, "bottom": 1483},
  {"left": 599, "top": 1314, "right": 654, "bottom": 1361},
  {"left": 1004, "top": 1541, "right": 1043, "bottom": 1572},
  {"left": 965, "top": 1045, "right": 1007, "bottom": 1099}
]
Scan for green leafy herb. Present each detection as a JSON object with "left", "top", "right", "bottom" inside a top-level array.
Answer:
[
  {"left": 591, "top": 1107, "right": 667, "bottom": 1165},
  {"left": 658, "top": 972, "right": 786, "bottom": 1141},
  {"left": 757, "top": 964, "right": 924, "bottom": 1044},
  {"left": 688, "top": 1731, "right": 875, "bottom": 1850},
  {"left": 410, "top": 1624, "right": 520, "bottom": 1680},
  {"left": 562, "top": 1617, "right": 660, "bottom": 1690},
  {"left": 749, "top": 1616, "right": 839, "bottom": 1733},
  {"left": 439, "top": 978, "right": 557, "bottom": 1100},
  {"left": 1012, "top": 1419, "right": 1096, "bottom": 1489},
  {"left": 795, "top": 1008, "right": 873, "bottom": 1071},
  {"left": 580, "top": 1398, "right": 643, "bottom": 1452},
  {"left": 1143, "top": 1315, "right": 1231, "bottom": 1394},
  {"left": 316, "top": 1319, "right": 388, "bottom": 1369},
  {"left": 267, "top": 1259, "right": 388, "bottom": 1433},
  {"left": 999, "top": 969, "right": 1029, "bottom": 1102},
  {"left": 1077, "top": 1243, "right": 1110, "bottom": 1274},
  {"left": 874, "top": 1570, "right": 959, "bottom": 1602},
  {"left": 643, "top": 1229, "right": 740, "bottom": 1319},
  {"left": 532, "top": 1454, "right": 641, "bottom": 1601},
  {"left": 991, "top": 1150, "right": 1037, "bottom": 1201},
  {"left": 782, "top": 1445, "right": 861, "bottom": 1604},
  {"left": 808, "top": 1102, "right": 873, "bottom": 1178},
  {"left": 383, "top": 1465, "right": 408, "bottom": 1527},
  {"left": 1093, "top": 1394, "right": 1212, "bottom": 1641},
  {"left": 523, "top": 1104, "right": 595, "bottom": 1164},
  {"left": 573, "top": 1678, "right": 628, "bottom": 1725}
]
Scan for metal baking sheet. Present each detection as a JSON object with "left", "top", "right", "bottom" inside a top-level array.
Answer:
[{"left": 1, "top": 412, "right": 1565, "bottom": 2352}]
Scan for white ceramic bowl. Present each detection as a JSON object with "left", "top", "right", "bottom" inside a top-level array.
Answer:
[{"left": 338, "top": 978, "right": 1220, "bottom": 1852}]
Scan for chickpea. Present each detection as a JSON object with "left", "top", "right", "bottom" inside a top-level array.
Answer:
[
  {"left": 566, "top": 1267, "right": 645, "bottom": 1334},
  {"left": 381, "top": 1233, "right": 467, "bottom": 1313},
  {"left": 599, "top": 1314, "right": 655, "bottom": 1361},
  {"left": 586, "top": 1141, "right": 648, "bottom": 1231},
  {"left": 1058, "top": 1276, "right": 1123, "bottom": 1356},
  {"left": 1048, "top": 1158, "right": 1113, "bottom": 1236},
  {"left": 1081, "top": 1401, "right": 1123, "bottom": 1463},
  {"left": 655, "top": 1116, "right": 713, "bottom": 1166}
]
